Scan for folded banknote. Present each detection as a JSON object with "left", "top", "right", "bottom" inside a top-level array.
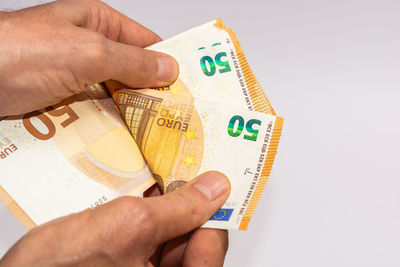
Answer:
[{"left": 0, "top": 85, "right": 155, "bottom": 229}]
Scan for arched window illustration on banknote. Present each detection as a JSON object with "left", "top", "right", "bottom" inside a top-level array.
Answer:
[
  {"left": 116, "top": 92, "right": 162, "bottom": 148},
  {"left": 114, "top": 88, "right": 205, "bottom": 194}
]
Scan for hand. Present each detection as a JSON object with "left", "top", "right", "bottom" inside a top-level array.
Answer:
[
  {"left": 0, "top": 172, "right": 231, "bottom": 267},
  {"left": 0, "top": 0, "right": 179, "bottom": 116}
]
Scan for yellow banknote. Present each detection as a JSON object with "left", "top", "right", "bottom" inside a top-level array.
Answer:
[
  {"left": 114, "top": 89, "right": 283, "bottom": 230},
  {"left": 0, "top": 84, "right": 155, "bottom": 229},
  {"left": 1, "top": 19, "right": 283, "bottom": 231}
]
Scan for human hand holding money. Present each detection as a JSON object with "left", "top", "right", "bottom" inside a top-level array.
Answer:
[
  {"left": 0, "top": 6, "right": 283, "bottom": 232},
  {"left": 0, "top": 0, "right": 178, "bottom": 116},
  {"left": 0, "top": 172, "right": 230, "bottom": 267},
  {"left": 0, "top": 1, "right": 278, "bottom": 266},
  {"left": 0, "top": 2, "right": 233, "bottom": 266}
]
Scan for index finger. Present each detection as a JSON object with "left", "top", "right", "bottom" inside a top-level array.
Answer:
[{"left": 182, "top": 228, "right": 228, "bottom": 267}]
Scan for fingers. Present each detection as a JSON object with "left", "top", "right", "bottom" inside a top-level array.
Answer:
[
  {"left": 158, "top": 229, "right": 228, "bottom": 267},
  {"left": 148, "top": 243, "right": 166, "bottom": 267},
  {"left": 74, "top": 172, "right": 229, "bottom": 263},
  {"left": 54, "top": 0, "right": 161, "bottom": 47},
  {"left": 106, "top": 40, "right": 179, "bottom": 88},
  {"left": 145, "top": 171, "right": 231, "bottom": 245},
  {"left": 78, "top": 33, "right": 178, "bottom": 88},
  {"left": 25, "top": 0, "right": 177, "bottom": 89},
  {"left": 159, "top": 234, "right": 191, "bottom": 267},
  {"left": 183, "top": 229, "right": 229, "bottom": 267}
]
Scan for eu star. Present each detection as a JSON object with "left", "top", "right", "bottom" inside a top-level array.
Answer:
[
  {"left": 169, "top": 84, "right": 182, "bottom": 94},
  {"left": 182, "top": 155, "right": 196, "bottom": 168},
  {"left": 183, "top": 129, "right": 197, "bottom": 141}
]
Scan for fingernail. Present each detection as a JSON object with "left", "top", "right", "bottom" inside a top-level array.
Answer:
[
  {"left": 157, "top": 56, "right": 178, "bottom": 82},
  {"left": 193, "top": 172, "right": 230, "bottom": 201}
]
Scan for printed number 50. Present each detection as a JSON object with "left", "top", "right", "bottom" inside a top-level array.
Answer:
[
  {"left": 200, "top": 52, "right": 231, "bottom": 76},
  {"left": 23, "top": 105, "right": 79, "bottom": 140},
  {"left": 227, "top": 115, "right": 261, "bottom": 142}
]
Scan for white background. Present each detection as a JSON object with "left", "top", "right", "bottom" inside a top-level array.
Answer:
[{"left": 1, "top": 0, "right": 399, "bottom": 266}]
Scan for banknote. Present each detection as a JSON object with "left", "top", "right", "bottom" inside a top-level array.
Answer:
[
  {"left": 0, "top": 84, "right": 155, "bottom": 229},
  {"left": 108, "top": 19, "right": 283, "bottom": 229},
  {"left": 106, "top": 18, "right": 275, "bottom": 115},
  {"left": 1, "top": 19, "right": 283, "bottom": 231},
  {"left": 114, "top": 89, "right": 283, "bottom": 230}
]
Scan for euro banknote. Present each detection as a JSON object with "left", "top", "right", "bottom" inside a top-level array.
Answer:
[
  {"left": 0, "top": 84, "right": 155, "bottom": 229},
  {"left": 114, "top": 89, "right": 283, "bottom": 230},
  {"left": 0, "top": 19, "right": 283, "bottom": 231},
  {"left": 108, "top": 18, "right": 283, "bottom": 229},
  {"left": 106, "top": 19, "right": 275, "bottom": 115}
]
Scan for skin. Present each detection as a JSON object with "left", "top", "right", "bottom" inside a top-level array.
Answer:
[
  {"left": 0, "top": 172, "right": 231, "bottom": 267},
  {"left": 0, "top": 0, "right": 179, "bottom": 116},
  {"left": 0, "top": 1, "right": 231, "bottom": 266}
]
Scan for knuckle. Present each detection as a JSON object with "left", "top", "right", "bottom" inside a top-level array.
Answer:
[
  {"left": 115, "top": 197, "right": 142, "bottom": 216},
  {"left": 174, "top": 190, "right": 203, "bottom": 222},
  {"left": 81, "top": 0, "right": 103, "bottom": 13},
  {"left": 116, "top": 197, "right": 156, "bottom": 235},
  {"left": 136, "top": 57, "right": 150, "bottom": 77},
  {"left": 90, "top": 34, "right": 109, "bottom": 59},
  {"left": 133, "top": 52, "right": 156, "bottom": 82},
  {"left": 95, "top": 197, "right": 157, "bottom": 251},
  {"left": 84, "top": 33, "right": 109, "bottom": 74},
  {"left": 133, "top": 206, "right": 156, "bottom": 236}
]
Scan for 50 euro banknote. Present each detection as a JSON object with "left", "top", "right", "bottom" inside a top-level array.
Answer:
[
  {"left": 107, "top": 18, "right": 275, "bottom": 115},
  {"left": 108, "top": 18, "right": 284, "bottom": 230},
  {"left": 0, "top": 85, "right": 155, "bottom": 229},
  {"left": 0, "top": 18, "right": 283, "bottom": 231},
  {"left": 114, "top": 89, "right": 283, "bottom": 230}
]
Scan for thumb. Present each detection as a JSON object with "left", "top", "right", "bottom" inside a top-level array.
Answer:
[
  {"left": 83, "top": 37, "right": 179, "bottom": 89},
  {"left": 145, "top": 171, "right": 231, "bottom": 245},
  {"left": 105, "top": 40, "right": 179, "bottom": 88}
]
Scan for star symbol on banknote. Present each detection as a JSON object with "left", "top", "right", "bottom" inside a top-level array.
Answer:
[
  {"left": 182, "top": 155, "right": 196, "bottom": 168},
  {"left": 169, "top": 84, "right": 182, "bottom": 94},
  {"left": 183, "top": 129, "right": 197, "bottom": 141}
]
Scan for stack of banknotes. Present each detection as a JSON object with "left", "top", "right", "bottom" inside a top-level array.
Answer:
[{"left": 0, "top": 19, "right": 283, "bottom": 230}]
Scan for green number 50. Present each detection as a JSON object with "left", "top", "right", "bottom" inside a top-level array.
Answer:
[
  {"left": 200, "top": 52, "right": 231, "bottom": 76},
  {"left": 227, "top": 115, "right": 261, "bottom": 141}
]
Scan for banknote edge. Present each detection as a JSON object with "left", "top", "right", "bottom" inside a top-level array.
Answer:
[
  {"left": 214, "top": 18, "right": 276, "bottom": 115},
  {"left": 0, "top": 186, "right": 36, "bottom": 230},
  {"left": 238, "top": 116, "right": 284, "bottom": 230}
]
